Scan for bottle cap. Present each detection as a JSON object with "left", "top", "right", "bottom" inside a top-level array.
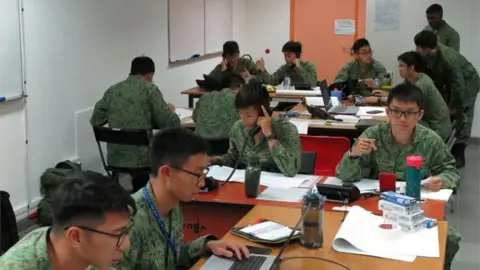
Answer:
[
  {"left": 304, "top": 191, "right": 325, "bottom": 207},
  {"left": 406, "top": 155, "right": 423, "bottom": 169}
]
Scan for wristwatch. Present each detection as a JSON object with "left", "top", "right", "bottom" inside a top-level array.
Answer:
[{"left": 348, "top": 150, "right": 359, "bottom": 160}]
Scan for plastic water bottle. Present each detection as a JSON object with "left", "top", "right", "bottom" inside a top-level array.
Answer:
[
  {"left": 300, "top": 191, "right": 325, "bottom": 249},
  {"left": 405, "top": 156, "right": 422, "bottom": 200},
  {"left": 283, "top": 75, "right": 292, "bottom": 89},
  {"left": 244, "top": 157, "right": 261, "bottom": 198},
  {"left": 374, "top": 78, "right": 381, "bottom": 88}
]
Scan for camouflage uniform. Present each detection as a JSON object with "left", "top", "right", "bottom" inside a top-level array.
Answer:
[
  {"left": 209, "top": 58, "right": 260, "bottom": 82},
  {"left": 333, "top": 59, "right": 387, "bottom": 96},
  {"left": 335, "top": 123, "right": 461, "bottom": 270},
  {"left": 192, "top": 88, "right": 238, "bottom": 138},
  {"left": 90, "top": 75, "right": 180, "bottom": 168},
  {"left": 217, "top": 117, "right": 301, "bottom": 177},
  {"left": 117, "top": 183, "right": 215, "bottom": 270},
  {"left": 424, "top": 21, "right": 460, "bottom": 51},
  {"left": 257, "top": 60, "right": 318, "bottom": 86},
  {"left": 0, "top": 227, "right": 111, "bottom": 270},
  {"left": 424, "top": 43, "right": 479, "bottom": 143}
]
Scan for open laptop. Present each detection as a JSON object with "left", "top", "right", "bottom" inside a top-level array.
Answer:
[{"left": 319, "top": 82, "right": 359, "bottom": 115}]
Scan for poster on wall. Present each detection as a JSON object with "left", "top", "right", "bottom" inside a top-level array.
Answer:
[
  {"left": 334, "top": 19, "right": 355, "bottom": 35},
  {"left": 374, "top": 0, "right": 401, "bottom": 31}
]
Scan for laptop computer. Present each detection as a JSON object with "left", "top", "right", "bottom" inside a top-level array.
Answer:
[{"left": 319, "top": 82, "right": 359, "bottom": 115}]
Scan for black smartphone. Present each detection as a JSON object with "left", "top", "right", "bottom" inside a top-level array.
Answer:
[
  {"left": 366, "top": 110, "right": 383, "bottom": 114},
  {"left": 246, "top": 245, "right": 272, "bottom": 255}
]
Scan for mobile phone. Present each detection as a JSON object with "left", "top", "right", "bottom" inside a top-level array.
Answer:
[
  {"left": 366, "top": 110, "right": 383, "bottom": 114},
  {"left": 379, "top": 172, "right": 396, "bottom": 192}
]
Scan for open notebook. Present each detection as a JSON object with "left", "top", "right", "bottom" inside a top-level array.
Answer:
[{"left": 332, "top": 206, "right": 439, "bottom": 262}]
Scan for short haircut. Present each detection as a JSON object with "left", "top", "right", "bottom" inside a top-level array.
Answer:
[
  {"left": 414, "top": 30, "right": 438, "bottom": 49},
  {"left": 234, "top": 81, "right": 270, "bottom": 111},
  {"left": 51, "top": 171, "right": 136, "bottom": 231},
  {"left": 150, "top": 128, "right": 211, "bottom": 175},
  {"left": 352, "top": 38, "right": 370, "bottom": 53},
  {"left": 130, "top": 56, "right": 155, "bottom": 76},
  {"left": 282, "top": 41, "right": 302, "bottom": 58},
  {"left": 398, "top": 51, "right": 426, "bottom": 73},
  {"left": 426, "top": 4, "right": 443, "bottom": 14},
  {"left": 387, "top": 83, "right": 423, "bottom": 109},
  {"left": 220, "top": 73, "right": 245, "bottom": 90},
  {"left": 223, "top": 41, "right": 240, "bottom": 56}
]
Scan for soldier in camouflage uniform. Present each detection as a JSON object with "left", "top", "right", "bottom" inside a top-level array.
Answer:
[
  {"left": 333, "top": 38, "right": 387, "bottom": 97},
  {"left": 215, "top": 82, "right": 302, "bottom": 177},
  {"left": 414, "top": 30, "right": 479, "bottom": 168},
  {"left": 209, "top": 41, "right": 260, "bottom": 83},
  {"left": 367, "top": 51, "right": 452, "bottom": 140},
  {"left": 0, "top": 171, "right": 136, "bottom": 270},
  {"left": 423, "top": 4, "right": 460, "bottom": 51},
  {"left": 117, "top": 128, "right": 249, "bottom": 269},
  {"left": 193, "top": 74, "right": 244, "bottom": 138},
  {"left": 91, "top": 56, "right": 180, "bottom": 191},
  {"left": 335, "top": 84, "right": 461, "bottom": 270}
]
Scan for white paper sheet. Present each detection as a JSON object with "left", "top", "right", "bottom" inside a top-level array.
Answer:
[
  {"left": 275, "top": 89, "right": 322, "bottom": 96},
  {"left": 289, "top": 119, "right": 309, "bottom": 134},
  {"left": 332, "top": 206, "right": 439, "bottom": 261},
  {"left": 256, "top": 187, "right": 308, "bottom": 202},
  {"left": 397, "top": 182, "right": 454, "bottom": 202},
  {"left": 335, "top": 19, "right": 356, "bottom": 35},
  {"left": 356, "top": 106, "right": 387, "bottom": 117},
  {"left": 374, "top": 0, "right": 401, "bottom": 31},
  {"left": 305, "top": 97, "right": 324, "bottom": 106},
  {"left": 175, "top": 108, "right": 193, "bottom": 119},
  {"left": 240, "top": 221, "right": 300, "bottom": 241}
]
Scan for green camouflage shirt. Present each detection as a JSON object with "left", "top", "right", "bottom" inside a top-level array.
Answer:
[
  {"left": 425, "top": 43, "right": 480, "bottom": 109},
  {"left": 424, "top": 21, "right": 460, "bottom": 51},
  {"left": 90, "top": 75, "right": 180, "bottom": 168},
  {"left": 333, "top": 59, "right": 387, "bottom": 96},
  {"left": 335, "top": 123, "right": 459, "bottom": 189},
  {"left": 257, "top": 60, "right": 318, "bottom": 86},
  {"left": 0, "top": 227, "right": 110, "bottom": 270},
  {"left": 209, "top": 58, "right": 260, "bottom": 82},
  {"left": 217, "top": 117, "right": 301, "bottom": 177},
  {"left": 117, "top": 183, "right": 212, "bottom": 270},
  {"left": 192, "top": 88, "right": 239, "bottom": 138}
]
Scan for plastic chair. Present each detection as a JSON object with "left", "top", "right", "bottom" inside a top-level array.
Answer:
[{"left": 299, "top": 135, "right": 350, "bottom": 176}]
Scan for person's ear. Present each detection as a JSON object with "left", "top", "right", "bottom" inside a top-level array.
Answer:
[
  {"left": 65, "top": 227, "right": 82, "bottom": 247},
  {"left": 418, "top": 110, "right": 424, "bottom": 121},
  {"left": 158, "top": 165, "right": 171, "bottom": 178}
]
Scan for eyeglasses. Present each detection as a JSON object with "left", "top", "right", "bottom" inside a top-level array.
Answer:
[
  {"left": 172, "top": 166, "right": 210, "bottom": 185},
  {"left": 65, "top": 224, "right": 132, "bottom": 248},
  {"left": 388, "top": 108, "right": 421, "bottom": 119},
  {"left": 357, "top": 50, "right": 373, "bottom": 56}
]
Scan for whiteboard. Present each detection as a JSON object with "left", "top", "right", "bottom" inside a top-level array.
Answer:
[
  {"left": 205, "top": 0, "right": 233, "bottom": 54},
  {"left": 0, "top": 0, "right": 23, "bottom": 98},
  {"left": 168, "top": 0, "right": 205, "bottom": 62}
]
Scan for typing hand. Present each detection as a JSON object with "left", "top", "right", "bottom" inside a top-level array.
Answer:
[
  {"left": 372, "top": 89, "right": 388, "bottom": 97},
  {"left": 221, "top": 58, "right": 228, "bottom": 72},
  {"left": 425, "top": 176, "right": 442, "bottom": 192},
  {"left": 205, "top": 240, "right": 250, "bottom": 260},
  {"left": 256, "top": 57, "right": 265, "bottom": 71},
  {"left": 363, "top": 78, "right": 375, "bottom": 88},
  {"left": 350, "top": 138, "right": 377, "bottom": 157}
]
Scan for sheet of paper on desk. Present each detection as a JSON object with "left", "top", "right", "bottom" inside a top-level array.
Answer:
[
  {"left": 289, "top": 119, "right": 309, "bottom": 134},
  {"left": 256, "top": 187, "right": 308, "bottom": 202},
  {"left": 397, "top": 182, "right": 454, "bottom": 202},
  {"left": 332, "top": 206, "right": 439, "bottom": 262},
  {"left": 305, "top": 97, "right": 324, "bottom": 106},
  {"left": 175, "top": 108, "right": 193, "bottom": 119},
  {"left": 356, "top": 106, "right": 387, "bottom": 117},
  {"left": 240, "top": 221, "right": 300, "bottom": 241},
  {"left": 275, "top": 89, "right": 322, "bottom": 96}
]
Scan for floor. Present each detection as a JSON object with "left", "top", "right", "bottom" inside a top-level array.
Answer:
[{"left": 18, "top": 143, "right": 480, "bottom": 269}]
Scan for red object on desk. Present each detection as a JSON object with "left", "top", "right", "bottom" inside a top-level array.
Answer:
[{"left": 379, "top": 172, "right": 396, "bottom": 192}]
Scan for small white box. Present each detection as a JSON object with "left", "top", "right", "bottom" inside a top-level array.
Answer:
[{"left": 379, "top": 199, "right": 421, "bottom": 215}]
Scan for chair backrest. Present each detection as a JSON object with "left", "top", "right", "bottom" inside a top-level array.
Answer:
[
  {"left": 92, "top": 126, "right": 151, "bottom": 146},
  {"left": 299, "top": 135, "right": 350, "bottom": 176},
  {"left": 204, "top": 137, "right": 230, "bottom": 156},
  {"left": 299, "top": 151, "right": 316, "bottom": 175}
]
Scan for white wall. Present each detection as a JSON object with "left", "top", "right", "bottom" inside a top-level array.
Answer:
[{"left": 365, "top": 0, "right": 480, "bottom": 137}]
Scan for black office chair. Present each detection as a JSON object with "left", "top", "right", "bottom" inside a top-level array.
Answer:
[
  {"left": 204, "top": 138, "right": 230, "bottom": 156},
  {"left": 92, "top": 126, "right": 151, "bottom": 183},
  {"left": 299, "top": 151, "right": 317, "bottom": 175}
]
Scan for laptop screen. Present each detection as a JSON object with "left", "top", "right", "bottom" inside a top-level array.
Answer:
[{"left": 319, "top": 83, "right": 332, "bottom": 111}]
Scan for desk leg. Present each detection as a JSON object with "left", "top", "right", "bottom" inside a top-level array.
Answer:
[
  {"left": 189, "top": 95, "right": 194, "bottom": 108},
  {"left": 182, "top": 202, "right": 252, "bottom": 242}
]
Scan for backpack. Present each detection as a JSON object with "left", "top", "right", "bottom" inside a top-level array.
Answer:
[
  {"left": 0, "top": 191, "right": 19, "bottom": 255},
  {"left": 37, "top": 161, "right": 82, "bottom": 226}
]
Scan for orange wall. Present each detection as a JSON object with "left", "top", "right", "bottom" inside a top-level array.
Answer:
[{"left": 291, "top": 0, "right": 367, "bottom": 84}]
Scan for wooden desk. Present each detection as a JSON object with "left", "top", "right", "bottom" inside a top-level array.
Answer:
[
  {"left": 182, "top": 179, "right": 445, "bottom": 242},
  {"left": 191, "top": 205, "right": 447, "bottom": 270}
]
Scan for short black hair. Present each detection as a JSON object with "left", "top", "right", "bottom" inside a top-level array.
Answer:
[
  {"left": 51, "top": 171, "right": 136, "bottom": 231},
  {"left": 130, "top": 56, "right": 155, "bottom": 76},
  {"left": 282, "top": 41, "right": 302, "bottom": 58},
  {"left": 387, "top": 83, "right": 423, "bottom": 109},
  {"left": 352, "top": 38, "right": 370, "bottom": 53},
  {"left": 234, "top": 81, "right": 270, "bottom": 111},
  {"left": 414, "top": 30, "right": 438, "bottom": 49},
  {"left": 426, "top": 4, "right": 443, "bottom": 14},
  {"left": 223, "top": 41, "right": 240, "bottom": 56},
  {"left": 220, "top": 73, "right": 245, "bottom": 89},
  {"left": 398, "top": 51, "right": 426, "bottom": 73},
  {"left": 150, "top": 128, "right": 211, "bottom": 175}
]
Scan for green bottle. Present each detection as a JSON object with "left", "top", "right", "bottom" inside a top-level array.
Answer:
[{"left": 245, "top": 156, "right": 261, "bottom": 198}]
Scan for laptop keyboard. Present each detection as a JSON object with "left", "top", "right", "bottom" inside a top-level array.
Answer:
[{"left": 229, "top": 256, "right": 267, "bottom": 270}]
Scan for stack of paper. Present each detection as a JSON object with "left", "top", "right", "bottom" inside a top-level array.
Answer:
[
  {"left": 175, "top": 108, "right": 193, "bottom": 120},
  {"left": 305, "top": 97, "right": 324, "bottom": 106},
  {"left": 256, "top": 187, "right": 309, "bottom": 202},
  {"left": 240, "top": 221, "right": 300, "bottom": 241},
  {"left": 332, "top": 206, "right": 439, "bottom": 262}
]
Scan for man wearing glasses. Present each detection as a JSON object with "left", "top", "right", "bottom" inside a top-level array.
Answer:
[
  {"left": 335, "top": 84, "right": 461, "bottom": 270},
  {"left": 118, "top": 127, "right": 249, "bottom": 269},
  {"left": 0, "top": 171, "right": 136, "bottom": 270},
  {"left": 333, "top": 38, "right": 387, "bottom": 97}
]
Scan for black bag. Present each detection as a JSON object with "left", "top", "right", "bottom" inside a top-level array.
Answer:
[{"left": 0, "top": 191, "right": 19, "bottom": 255}]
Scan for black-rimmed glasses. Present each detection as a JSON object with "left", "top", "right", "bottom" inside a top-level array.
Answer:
[
  {"left": 64, "top": 224, "right": 132, "bottom": 247},
  {"left": 172, "top": 166, "right": 210, "bottom": 185},
  {"left": 388, "top": 108, "right": 421, "bottom": 119}
]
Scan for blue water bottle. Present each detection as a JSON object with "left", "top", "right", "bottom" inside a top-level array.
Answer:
[{"left": 405, "top": 155, "right": 422, "bottom": 200}]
